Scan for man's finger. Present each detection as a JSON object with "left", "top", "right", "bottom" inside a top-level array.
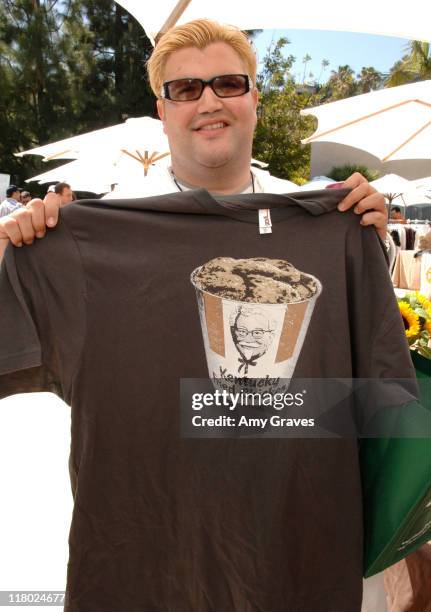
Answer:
[
  {"left": 0, "top": 238, "right": 9, "bottom": 259},
  {"left": 0, "top": 217, "right": 24, "bottom": 247},
  {"left": 359, "top": 211, "right": 388, "bottom": 241},
  {"left": 26, "top": 198, "right": 47, "bottom": 238},
  {"left": 43, "top": 192, "right": 61, "bottom": 227},
  {"left": 352, "top": 190, "right": 386, "bottom": 212},
  {"left": 342, "top": 172, "right": 368, "bottom": 189},
  {"left": 11, "top": 208, "right": 37, "bottom": 245},
  {"left": 338, "top": 181, "right": 372, "bottom": 211}
]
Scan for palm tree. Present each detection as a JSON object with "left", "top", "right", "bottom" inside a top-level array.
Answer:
[
  {"left": 357, "top": 67, "right": 384, "bottom": 93},
  {"left": 302, "top": 54, "right": 312, "bottom": 84},
  {"left": 386, "top": 41, "right": 431, "bottom": 86},
  {"left": 327, "top": 65, "right": 357, "bottom": 100},
  {"left": 318, "top": 59, "right": 330, "bottom": 84}
]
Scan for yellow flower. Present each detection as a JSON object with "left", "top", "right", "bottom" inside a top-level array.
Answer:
[
  {"left": 415, "top": 292, "right": 431, "bottom": 312},
  {"left": 426, "top": 320, "right": 431, "bottom": 335},
  {"left": 398, "top": 301, "right": 421, "bottom": 339}
]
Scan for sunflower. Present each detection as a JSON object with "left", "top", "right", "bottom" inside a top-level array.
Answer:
[
  {"left": 398, "top": 301, "right": 421, "bottom": 339},
  {"left": 415, "top": 292, "right": 431, "bottom": 312}
]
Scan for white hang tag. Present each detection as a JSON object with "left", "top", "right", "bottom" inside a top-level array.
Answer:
[{"left": 258, "top": 209, "right": 272, "bottom": 234}]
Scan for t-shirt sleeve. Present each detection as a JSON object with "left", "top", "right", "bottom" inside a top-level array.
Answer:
[
  {"left": 345, "top": 222, "right": 422, "bottom": 434},
  {"left": 0, "top": 248, "right": 42, "bottom": 374},
  {"left": 345, "top": 222, "right": 415, "bottom": 379},
  {"left": 0, "top": 221, "right": 86, "bottom": 403}
]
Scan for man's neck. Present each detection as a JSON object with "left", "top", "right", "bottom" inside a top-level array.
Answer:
[{"left": 170, "top": 165, "right": 253, "bottom": 196}]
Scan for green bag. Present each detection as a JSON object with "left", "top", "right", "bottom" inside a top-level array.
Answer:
[
  {"left": 361, "top": 352, "right": 431, "bottom": 577},
  {"left": 361, "top": 437, "right": 431, "bottom": 577}
]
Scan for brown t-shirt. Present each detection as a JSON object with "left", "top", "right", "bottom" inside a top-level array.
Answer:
[{"left": 0, "top": 189, "right": 415, "bottom": 612}]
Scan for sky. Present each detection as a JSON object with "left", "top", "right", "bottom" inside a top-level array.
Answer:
[{"left": 253, "top": 29, "right": 411, "bottom": 83}]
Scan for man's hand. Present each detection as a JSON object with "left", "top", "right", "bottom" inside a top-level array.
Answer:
[
  {"left": 0, "top": 192, "right": 61, "bottom": 261},
  {"left": 335, "top": 172, "right": 388, "bottom": 241}
]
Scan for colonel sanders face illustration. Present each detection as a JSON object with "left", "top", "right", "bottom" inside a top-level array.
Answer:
[{"left": 230, "top": 307, "right": 276, "bottom": 373}]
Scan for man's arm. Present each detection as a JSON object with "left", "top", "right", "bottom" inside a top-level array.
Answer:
[{"left": 0, "top": 193, "right": 61, "bottom": 263}]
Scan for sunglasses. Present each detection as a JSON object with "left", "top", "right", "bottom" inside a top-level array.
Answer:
[{"left": 161, "top": 74, "right": 253, "bottom": 102}]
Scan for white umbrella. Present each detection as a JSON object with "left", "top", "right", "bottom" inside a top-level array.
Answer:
[
  {"left": 301, "top": 176, "right": 335, "bottom": 189},
  {"left": 370, "top": 174, "right": 413, "bottom": 193},
  {"left": 26, "top": 159, "right": 111, "bottom": 194},
  {"left": 26, "top": 149, "right": 173, "bottom": 194},
  {"left": 26, "top": 152, "right": 268, "bottom": 196},
  {"left": 370, "top": 174, "right": 414, "bottom": 206},
  {"left": 115, "top": 0, "right": 431, "bottom": 45},
  {"left": 17, "top": 116, "right": 170, "bottom": 177},
  {"left": 18, "top": 116, "right": 171, "bottom": 193},
  {"left": 301, "top": 80, "right": 431, "bottom": 162},
  {"left": 411, "top": 176, "right": 431, "bottom": 190}
]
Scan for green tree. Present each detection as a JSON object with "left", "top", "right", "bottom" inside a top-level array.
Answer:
[
  {"left": 0, "top": 0, "right": 79, "bottom": 188},
  {"left": 0, "top": 0, "right": 156, "bottom": 189},
  {"left": 64, "top": 0, "right": 156, "bottom": 128},
  {"left": 357, "top": 66, "right": 384, "bottom": 93},
  {"left": 318, "top": 59, "right": 330, "bottom": 84},
  {"left": 253, "top": 38, "right": 316, "bottom": 183},
  {"left": 302, "top": 53, "right": 312, "bottom": 84},
  {"left": 324, "top": 64, "right": 358, "bottom": 100},
  {"left": 328, "top": 164, "right": 379, "bottom": 182},
  {"left": 386, "top": 41, "right": 431, "bottom": 86}
]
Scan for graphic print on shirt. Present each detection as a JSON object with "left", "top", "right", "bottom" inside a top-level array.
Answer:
[
  {"left": 191, "top": 257, "right": 322, "bottom": 390},
  {"left": 229, "top": 305, "right": 276, "bottom": 375}
]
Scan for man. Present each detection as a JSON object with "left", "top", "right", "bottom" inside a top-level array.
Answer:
[
  {"left": 0, "top": 185, "right": 22, "bottom": 218},
  {"left": 0, "top": 22, "right": 386, "bottom": 257},
  {"left": 20, "top": 190, "right": 32, "bottom": 205},
  {"left": 0, "top": 18, "right": 406, "bottom": 612},
  {"left": 390, "top": 205, "right": 406, "bottom": 224},
  {"left": 54, "top": 182, "right": 74, "bottom": 207}
]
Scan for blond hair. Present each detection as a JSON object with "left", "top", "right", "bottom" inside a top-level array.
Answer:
[{"left": 147, "top": 19, "right": 257, "bottom": 98}]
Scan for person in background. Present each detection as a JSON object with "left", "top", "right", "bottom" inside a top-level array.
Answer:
[
  {"left": 54, "top": 182, "right": 74, "bottom": 207},
  {"left": 390, "top": 206, "right": 406, "bottom": 224},
  {"left": 20, "top": 191, "right": 32, "bottom": 205},
  {"left": 0, "top": 185, "right": 22, "bottom": 218}
]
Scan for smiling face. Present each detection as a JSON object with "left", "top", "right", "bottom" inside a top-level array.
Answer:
[
  {"left": 233, "top": 312, "right": 275, "bottom": 357},
  {"left": 156, "top": 42, "right": 258, "bottom": 193}
]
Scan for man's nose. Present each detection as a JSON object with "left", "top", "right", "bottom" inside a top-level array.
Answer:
[{"left": 196, "top": 84, "right": 224, "bottom": 113}]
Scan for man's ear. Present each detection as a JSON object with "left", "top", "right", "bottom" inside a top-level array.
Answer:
[
  {"left": 252, "top": 87, "right": 259, "bottom": 127},
  {"left": 156, "top": 99, "right": 168, "bottom": 135},
  {"left": 252, "top": 87, "right": 259, "bottom": 111},
  {"left": 156, "top": 99, "right": 165, "bottom": 121}
]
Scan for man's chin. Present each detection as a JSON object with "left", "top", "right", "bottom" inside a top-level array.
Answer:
[{"left": 195, "top": 155, "right": 232, "bottom": 169}]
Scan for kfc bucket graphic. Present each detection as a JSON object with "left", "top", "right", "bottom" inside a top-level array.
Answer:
[{"left": 191, "top": 257, "right": 322, "bottom": 392}]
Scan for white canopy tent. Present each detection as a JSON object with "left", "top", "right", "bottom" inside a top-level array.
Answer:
[
  {"left": 17, "top": 117, "right": 171, "bottom": 194},
  {"left": 370, "top": 174, "right": 413, "bottom": 194},
  {"left": 370, "top": 174, "right": 421, "bottom": 206},
  {"left": 26, "top": 159, "right": 113, "bottom": 194},
  {"left": 17, "top": 117, "right": 169, "bottom": 177},
  {"left": 25, "top": 152, "right": 174, "bottom": 195},
  {"left": 301, "top": 80, "right": 431, "bottom": 162},
  {"left": 411, "top": 176, "right": 431, "bottom": 191},
  {"left": 115, "top": 0, "right": 431, "bottom": 46}
]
